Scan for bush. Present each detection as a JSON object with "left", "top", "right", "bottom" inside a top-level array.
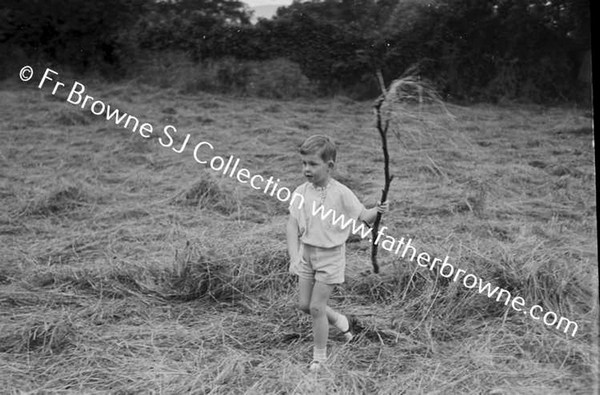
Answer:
[
  {"left": 134, "top": 52, "right": 315, "bottom": 99},
  {"left": 247, "top": 58, "right": 315, "bottom": 99}
]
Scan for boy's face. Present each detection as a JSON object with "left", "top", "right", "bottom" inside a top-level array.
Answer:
[{"left": 301, "top": 153, "right": 333, "bottom": 187}]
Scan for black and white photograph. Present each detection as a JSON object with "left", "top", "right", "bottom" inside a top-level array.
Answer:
[{"left": 0, "top": 0, "right": 597, "bottom": 393}]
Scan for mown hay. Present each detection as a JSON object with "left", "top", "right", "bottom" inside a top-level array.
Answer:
[
  {"left": 171, "top": 178, "right": 239, "bottom": 215},
  {"left": 54, "top": 107, "right": 93, "bottom": 126},
  {"left": 19, "top": 184, "right": 88, "bottom": 216},
  {"left": 29, "top": 236, "right": 293, "bottom": 305},
  {"left": 158, "top": 239, "right": 293, "bottom": 302},
  {"left": 0, "top": 82, "right": 596, "bottom": 394},
  {"left": 162, "top": 241, "right": 235, "bottom": 301},
  {"left": 0, "top": 315, "right": 75, "bottom": 354}
]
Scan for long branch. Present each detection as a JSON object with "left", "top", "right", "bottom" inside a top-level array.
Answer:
[{"left": 371, "top": 97, "right": 394, "bottom": 274}]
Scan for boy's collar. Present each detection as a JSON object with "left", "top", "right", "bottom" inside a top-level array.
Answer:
[{"left": 309, "top": 178, "right": 334, "bottom": 190}]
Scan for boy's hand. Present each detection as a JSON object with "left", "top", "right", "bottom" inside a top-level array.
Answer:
[{"left": 376, "top": 200, "right": 389, "bottom": 214}]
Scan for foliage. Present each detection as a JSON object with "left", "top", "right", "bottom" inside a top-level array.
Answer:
[
  {"left": 262, "top": 0, "right": 590, "bottom": 101},
  {"left": 134, "top": 0, "right": 252, "bottom": 59},
  {"left": 0, "top": 0, "right": 591, "bottom": 102},
  {"left": 256, "top": 15, "right": 369, "bottom": 93},
  {"left": 0, "top": 0, "right": 149, "bottom": 75}
]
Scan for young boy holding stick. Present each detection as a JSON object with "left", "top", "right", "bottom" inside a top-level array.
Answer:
[{"left": 287, "top": 135, "right": 389, "bottom": 371}]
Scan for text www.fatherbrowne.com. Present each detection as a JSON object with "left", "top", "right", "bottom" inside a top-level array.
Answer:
[
  {"left": 303, "top": 199, "right": 580, "bottom": 337},
  {"left": 23, "top": 66, "right": 579, "bottom": 338}
]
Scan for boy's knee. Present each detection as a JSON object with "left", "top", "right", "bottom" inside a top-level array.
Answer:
[{"left": 309, "top": 303, "right": 325, "bottom": 317}]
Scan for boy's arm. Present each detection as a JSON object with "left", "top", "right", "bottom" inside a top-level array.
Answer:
[
  {"left": 286, "top": 215, "right": 301, "bottom": 266},
  {"left": 358, "top": 201, "right": 389, "bottom": 225}
]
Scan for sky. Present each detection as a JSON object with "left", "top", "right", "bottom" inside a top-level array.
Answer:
[{"left": 243, "top": 0, "right": 294, "bottom": 7}]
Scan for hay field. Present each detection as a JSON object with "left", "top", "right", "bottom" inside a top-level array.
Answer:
[{"left": 0, "top": 77, "right": 597, "bottom": 394}]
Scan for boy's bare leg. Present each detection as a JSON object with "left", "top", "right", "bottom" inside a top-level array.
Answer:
[
  {"left": 297, "top": 277, "right": 314, "bottom": 314},
  {"left": 327, "top": 306, "right": 349, "bottom": 324},
  {"left": 326, "top": 306, "right": 351, "bottom": 336},
  {"left": 298, "top": 277, "right": 343, "bottom": 327},
  {"left": 310, "top": 281, "right": 334, "bottom": 351},
  {"left": 325, "top": 306, "right": 339, "bottom": 324},
  {"left": 301, "top": 282, "right": 350, "bottom": 334}
]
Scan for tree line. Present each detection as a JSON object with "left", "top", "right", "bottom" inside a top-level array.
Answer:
[{"left": 0, "top": 0, "right": 591, "bottom": 102}]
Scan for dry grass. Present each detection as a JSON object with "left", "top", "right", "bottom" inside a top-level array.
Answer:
[{"left": 0, "top": 77, "right": 597, "bottom": 394}]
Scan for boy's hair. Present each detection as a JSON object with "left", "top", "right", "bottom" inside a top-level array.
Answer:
[{"left": 299, "top": 135, "right": 337, "bottom": 163}]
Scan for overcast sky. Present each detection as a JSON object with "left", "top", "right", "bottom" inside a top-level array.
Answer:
[{"left": 243, "top": 0, "right": 293, "bottom": 7}]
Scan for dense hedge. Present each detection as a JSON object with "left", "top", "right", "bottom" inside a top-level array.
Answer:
[{"left": 0, "top": 0, "right": 591, "bottom": 102}]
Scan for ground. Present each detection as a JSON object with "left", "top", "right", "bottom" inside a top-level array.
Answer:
[{"left": 0, "top": 76, "right": 597, "bottom": 394}]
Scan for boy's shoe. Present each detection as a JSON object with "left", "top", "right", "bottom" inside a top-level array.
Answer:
[
  {"left": 342, "top": 315, "right": 359, "bottom": 343},
  {"left": 309, "top": 360, "right": 323, "bottom": 371}
]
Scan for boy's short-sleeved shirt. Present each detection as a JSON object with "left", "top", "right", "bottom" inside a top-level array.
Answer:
[{"left": 289, "top": 178, "right": 366, "bottom": 248}]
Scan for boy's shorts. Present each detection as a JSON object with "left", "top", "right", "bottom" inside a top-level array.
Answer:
[{"left": 291, "top": 243, "right": 346, "bottom": 285}]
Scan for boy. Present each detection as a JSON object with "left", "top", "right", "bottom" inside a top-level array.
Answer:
[{"left": 286, "top": 135, "right": 389, "bottom": 371}]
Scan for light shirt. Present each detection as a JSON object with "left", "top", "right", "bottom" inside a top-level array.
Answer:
[{"left": 289, "top": 178, "right": 366, "bottom": 248}]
